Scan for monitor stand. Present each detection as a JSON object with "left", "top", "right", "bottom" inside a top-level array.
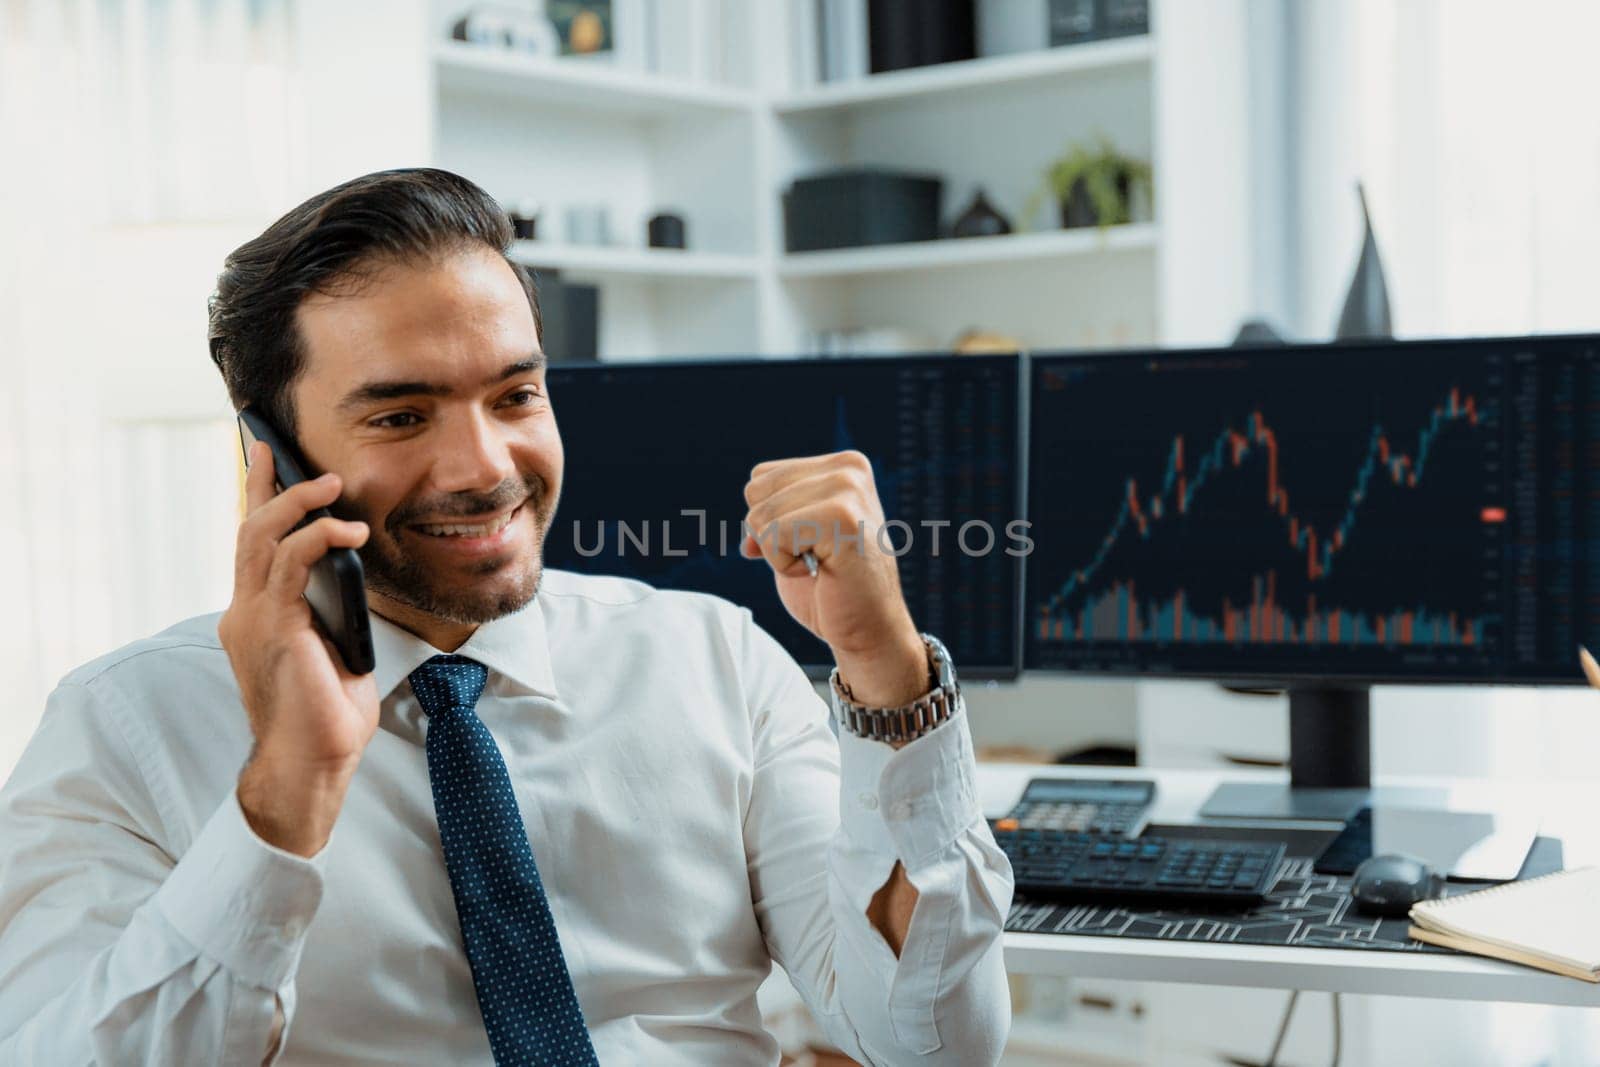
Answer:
[{"left": 1198, "top": 685, "right": 1373, "bottom": 822}]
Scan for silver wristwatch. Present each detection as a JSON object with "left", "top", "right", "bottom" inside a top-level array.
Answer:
[{"left": 828, "top": 633, "right": 960, "bottom": 744}]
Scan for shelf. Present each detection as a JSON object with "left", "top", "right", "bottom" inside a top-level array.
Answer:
[
  {"left": 773, "top": 36, "right": 1153, "bottom": 116},
  {"left": 508, "top": 241, "right": 760, "bottom": 282},
  {"left": 432, "top": 41, "right": 756, "bottom": 120},
  {"left": 777, "top": 224, "right": 1157, "bottom": 279}
]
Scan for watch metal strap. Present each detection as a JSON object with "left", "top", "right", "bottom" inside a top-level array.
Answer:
[
  {"left": 838, "top": 683, "right": 958, "bottom": 744},
  {"left": 830, "top": 633, "right": 960, "bottom": 743}
]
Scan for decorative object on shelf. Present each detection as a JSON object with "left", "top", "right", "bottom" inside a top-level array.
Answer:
[
  {"left": 1047, "top": 0, "right": 1147, "bottom": 47},
  {"left": 784, "top": 167, "right": 943, "bottom": 252},
  {"left": 1231, "top": 319, "right": 1289, "bottom": 347},
  {"left": 1335, "top": 182, "right": 1393, "bottom": 340},
  {"left": 509, "top": 199, "right": 541, "bottom": 241},
  {"left": 449, "top": 3, "right": 561, "bottom": 56},
  {"left": 1026, "top": 134, "right": 1152, "bottom": 230},
  {"left": 817, "top": 0, "right": 870, "bottom": 83},
  {"left": 976, "top": 0, "right": 1047, "bottom": 57},
  {"left": 1046, "top": 0, "right": 1097, "bottom": 45},
  {"left": 528, "top": 269, "right": 600, "bottom": 362},
  {"left": 951, "top": 187, "right": 1012, "bottom": 238},
  {"left": 867, "top": 0, "right": 976, "bottom": 74},
  {"left": 548, "top": 0, "right": 611, "bottom": 55},
  {"left": 647, "top": 212, "right": 687, "bottom": 249},
  {"left": 1097, "top": 0, "right": 1150, "bottom": 40},
  {"left": 954, "top": 328, "right": 1021, "bottom": 354},
  {"left": 564, "top": 204, "right": 612, "bottom": 246}
]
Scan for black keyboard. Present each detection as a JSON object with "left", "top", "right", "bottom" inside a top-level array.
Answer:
[{"left": 992, "top": 824, "right": 1287, "bottom": 907}]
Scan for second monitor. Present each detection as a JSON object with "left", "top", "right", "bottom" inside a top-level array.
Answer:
[
  {"left": 1027, "top": 335, "right": 1600, "bottom": 816},
  {"left": 1026, "top": 335, "right": 1600, "bottom": 685}
]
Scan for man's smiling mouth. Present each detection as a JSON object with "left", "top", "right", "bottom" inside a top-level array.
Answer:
[{"left": 413, "top": 505, "right": 521, "bottom": 538}]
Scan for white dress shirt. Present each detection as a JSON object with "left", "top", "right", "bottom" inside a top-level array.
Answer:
[{"left": 0, "top": 569, "right": 1013, "bottom": 1065}]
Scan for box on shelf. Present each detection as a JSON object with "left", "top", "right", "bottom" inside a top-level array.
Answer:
[
  {"left": 866, "top": 0, "right": 975, "bottom": 74},
  {"left": 783, "top": 168, "right": 943, "bottom": 252}
]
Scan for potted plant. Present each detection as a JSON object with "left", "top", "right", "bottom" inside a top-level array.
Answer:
[{"left": 1026, "top": 135, "right": 1153, "bottom": 230}]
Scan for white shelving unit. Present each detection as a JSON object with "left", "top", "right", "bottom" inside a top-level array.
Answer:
[{"left": 419, "top": 0, "right": 1252, "bottom": 363}]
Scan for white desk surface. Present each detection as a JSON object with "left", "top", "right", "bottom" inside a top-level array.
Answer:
[{"left": 980, "top": 762, "right": 1600, "bottom": 1006}]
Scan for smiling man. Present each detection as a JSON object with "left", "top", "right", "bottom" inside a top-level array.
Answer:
[{"left": 0, "top": 169, "right": 1013, "bottom": 1065}]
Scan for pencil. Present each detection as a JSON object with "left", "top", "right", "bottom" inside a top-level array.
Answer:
[{"left": 1580, "top": 645, "right": 1600, "bottom": 689}]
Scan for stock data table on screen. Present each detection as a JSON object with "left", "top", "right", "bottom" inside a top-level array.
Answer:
[
  {"left": 546, "top": 354, "right": 1023, "bottom": 676},
  {"left": 1025, "top": 336, "right": 1600, "bottom": 683}
]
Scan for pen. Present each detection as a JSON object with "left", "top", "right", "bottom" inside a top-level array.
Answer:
[
  {"left": 1581, "top": 646, "right": 1600, "bottom": 689},
  {"left": 802, "top": 550, "right": 819, "bottom": 578}
]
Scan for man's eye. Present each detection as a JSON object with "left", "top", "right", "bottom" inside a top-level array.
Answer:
[
  {"left": 502, "top": 389, "right": 542, "bottom": 407},
  {"left": 371, "top": 412, "right": 420, "bottom": 429}
]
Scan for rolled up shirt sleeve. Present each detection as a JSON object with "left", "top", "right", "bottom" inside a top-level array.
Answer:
[
  {"left": 739, "top": 614, "right": 1014, "bottom": 1066},
  {"left": 0, "top": 679, "right": 325, "bottom": 1066}
]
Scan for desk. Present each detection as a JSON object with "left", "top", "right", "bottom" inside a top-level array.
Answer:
[{"left": 982, "top": 763, "right": 1600, "bottom": 1007}]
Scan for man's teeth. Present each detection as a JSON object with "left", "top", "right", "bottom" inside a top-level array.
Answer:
[{"left": 417, "top": 510, "right": 516, "bottom": 538}]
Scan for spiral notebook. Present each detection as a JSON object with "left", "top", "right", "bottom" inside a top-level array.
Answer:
[{"left": 1408, "top": 867, "right": 1600, "bottom": 982}]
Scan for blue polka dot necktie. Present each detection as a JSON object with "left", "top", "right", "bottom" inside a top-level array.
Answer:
[{"left": 411, "top": 654, "right": 599, "bottom": 1066}]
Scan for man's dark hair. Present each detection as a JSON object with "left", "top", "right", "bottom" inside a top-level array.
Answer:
[{"left": 207, "top": 167, "right": 540, "bottom": 437}]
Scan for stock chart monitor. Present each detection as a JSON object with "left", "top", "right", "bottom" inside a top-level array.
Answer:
[
  {"left": 1026, "top": 335, "right": 1600, "bottom": 684},
  {"left": 546, "top": 355, "right": 1022, "bottom": 677}
]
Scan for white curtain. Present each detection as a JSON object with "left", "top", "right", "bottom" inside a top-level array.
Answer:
[
  {"left": 1290, "top": 0, "right": 1600, "bottom": 343},
  {"left": 0, "top": 0, "right": 307, "bottom": 779}
]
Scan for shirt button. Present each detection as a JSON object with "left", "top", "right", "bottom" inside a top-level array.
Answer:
[{"left": 858, "top": 793, "right": 878, "bottom": 811}]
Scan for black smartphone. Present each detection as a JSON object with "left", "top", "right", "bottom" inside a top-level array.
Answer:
[{"left": 237, "top": 406, "right": 376, "bottom": 675}]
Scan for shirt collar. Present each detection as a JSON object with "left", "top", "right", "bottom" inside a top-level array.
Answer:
[{"left": 368, "top": 594, "right": 559, "bottom": 703}]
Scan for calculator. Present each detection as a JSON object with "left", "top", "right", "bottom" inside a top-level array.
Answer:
[{"left": 997, "top": 777, "right": 1156, "bottom": 837}]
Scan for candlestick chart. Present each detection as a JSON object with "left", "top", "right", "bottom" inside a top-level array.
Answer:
[{"left": 1025, "top": 345, "right": 1536, "bottom": 679}]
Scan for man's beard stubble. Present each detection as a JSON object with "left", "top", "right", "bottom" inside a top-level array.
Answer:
[{"left": 338, "top": 474, "right": 557, "bottom": 626}]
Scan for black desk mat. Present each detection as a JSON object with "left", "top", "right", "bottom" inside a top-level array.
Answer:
[{"left": 1004, "top": 825, "right": 1565, "bottom": 954}]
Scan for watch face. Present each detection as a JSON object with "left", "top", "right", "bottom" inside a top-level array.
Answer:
[{"left": 921, "top": 632, "right": 957, "bottom": 688}]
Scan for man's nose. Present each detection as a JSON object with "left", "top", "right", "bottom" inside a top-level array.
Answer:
[{"left": 433, "top": 410, "right": 518, "bottom": 495}]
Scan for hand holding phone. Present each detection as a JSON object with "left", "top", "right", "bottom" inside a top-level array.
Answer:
[
  {"left": 236, "top": 407, "right": 376, "bottom": 675},
  {"left": 219, "top": 412, "right": 379, "bottom": 856}
]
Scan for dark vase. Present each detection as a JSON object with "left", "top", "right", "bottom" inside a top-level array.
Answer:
[
  {"left": 1059, "top": 173, "right": 1131, "bottom": 229},
  {"left": 952, "top": 187, "right": 1012, "bottom": 238},
  {"left": 648, "top": 212, "right": 687, "bottom": 249}
]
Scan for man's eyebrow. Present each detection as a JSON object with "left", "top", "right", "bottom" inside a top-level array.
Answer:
[{"left": 337, "top": 354, "right": 546, "bottom": 413}]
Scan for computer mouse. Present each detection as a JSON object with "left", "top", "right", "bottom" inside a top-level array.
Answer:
[{"left": 1350, "top": 853, "right": 1444, "bottom": 917}]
